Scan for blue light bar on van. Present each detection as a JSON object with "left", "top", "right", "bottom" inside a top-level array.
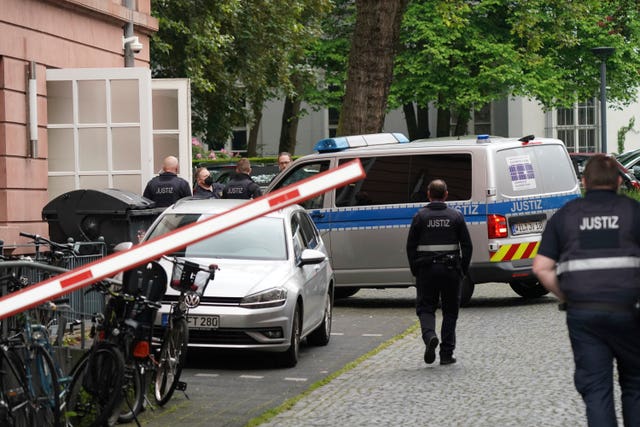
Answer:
[{"left": 314, "top": 133, "right": 410, "bottom": 153}]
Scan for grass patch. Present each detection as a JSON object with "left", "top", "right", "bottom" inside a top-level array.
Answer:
[{"left": 244, "top": 321, "right": 420, "bottom": 427}]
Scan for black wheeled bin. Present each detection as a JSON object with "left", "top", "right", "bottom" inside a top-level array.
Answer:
[{"left": 42, "top": 189, "right": 165, "bottom": 253}]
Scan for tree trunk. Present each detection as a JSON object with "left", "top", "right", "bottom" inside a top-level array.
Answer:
[
  {"left": 403, "top": 103, "right": 418, "bottom": 140},
  {"left": 454, "top": 108, "right": 470, "bottom": 136},
  {"left": 279, "top": 96, "right": 301, "bottom": 155},
  {"left": 416, "top": 104, "right": 430, "bottom": 139},
  {"left": 338, "top": 0, "right": 409, "bottom": 136},
  {"left": 437, "top": 93, "right": 450, "bottom": 137},
  {"left": 247, "top": 107, "right": 262, "bottom": 157}
]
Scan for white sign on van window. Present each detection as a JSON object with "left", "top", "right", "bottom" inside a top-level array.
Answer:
[{"left": 507, "top": 155, "right": 537, "bottom": 191}]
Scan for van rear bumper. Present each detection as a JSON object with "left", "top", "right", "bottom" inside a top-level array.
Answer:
[{"left": 470, "top": 259, "right": 537, "bottom": 284}]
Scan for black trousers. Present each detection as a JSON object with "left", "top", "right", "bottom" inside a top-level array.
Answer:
[
  {"left": 567, "top": 308, "right": 640, "bottom": 426},
  {"left": 415, "top": 263, "right": 461, "bottom": 357}
]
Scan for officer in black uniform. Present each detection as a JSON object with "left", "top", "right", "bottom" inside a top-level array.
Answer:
[
  {"left": 193, "top": 167, "right": 224, "bottom": 199},
  {"left": 406, "top": 179, "right": 472, "bottom": 365},
  {"left": 142, "top": 156, "right": 192, "bottom": 207},
  {"left": 222, "top": 158, "right": 262, "bottom": 200},
  {"left": 533, "top": 154, "right": 640, "bottom": 427}
]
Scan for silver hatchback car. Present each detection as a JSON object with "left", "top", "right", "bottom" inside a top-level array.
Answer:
[{"left": 145, "top": 198, "right": 334, "bottom": 367}]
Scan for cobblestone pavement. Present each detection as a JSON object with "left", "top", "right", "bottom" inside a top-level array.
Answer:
[{"left": 259, "top": 283, "right": 623, "bottom": 427}]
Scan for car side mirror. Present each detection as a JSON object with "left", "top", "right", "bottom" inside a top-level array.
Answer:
[
  {"left": 298, "top": 248, "right": 326, "bottom": 267},
  {"left": 113, "top": 241, "right": 133, "bottom": 252},
  {"left": 633, "top": 166, "right": 640, "bottom": 180}
]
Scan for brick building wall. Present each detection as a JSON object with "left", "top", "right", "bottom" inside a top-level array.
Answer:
[{"left": 0, "top": 0, "right": 157, "bottom": 248}]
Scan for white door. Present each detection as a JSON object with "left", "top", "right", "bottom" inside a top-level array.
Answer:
[{"left": 46, "top": 68, "right": 191, "bottom": 200}]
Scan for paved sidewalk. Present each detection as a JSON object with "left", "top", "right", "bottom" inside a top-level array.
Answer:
[{"left": 259, "top": 286, "right": 623, "bottom": 427}]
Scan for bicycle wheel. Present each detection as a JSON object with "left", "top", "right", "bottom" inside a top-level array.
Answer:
[
  {"left": 66, "top": 342, "right": 124, "bottom": 427},
  {"left": 153, "top": 317, "right": 188, "bottom": 406},
  {"left": 116, "top": 362, "right": 145, "bottom": 423},
  {"left": 0, "top": 348, "right": 33, "bottom": 427},
  {"left": 27, "top": 344, "right": 61, "bottom": 427}
]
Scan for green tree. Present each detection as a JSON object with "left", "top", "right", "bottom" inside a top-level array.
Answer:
[
  {"left": 391, "top": 0, "right": 640, "bottom": 138},
  {"left": 151, "top": 0, "right": 330, "bottom": 154}
]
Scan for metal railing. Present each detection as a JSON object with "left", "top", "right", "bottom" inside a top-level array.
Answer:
[{"left": 0, "top": 240, "right": 108, "bottom": 349}]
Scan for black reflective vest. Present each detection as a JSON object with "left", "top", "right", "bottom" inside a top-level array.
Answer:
[
  {"left": 142, "top": 172, "right": 192, "bottom": 208},
  {"left": 554, "top": 193, "right": 640, "bottom": 303},
  {"left": 222, "top": 173, "right": 262, "bottom": 199},
  {"left": 406, "top": 201, "right": 473, "bottom": 275}
]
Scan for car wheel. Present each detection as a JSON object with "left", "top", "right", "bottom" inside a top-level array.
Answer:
[
  {"left": 460, "top": 275, "right": 474, "bottom": 307},
  {"left": 279, "top": 304, "right": 301, "bottom": 368},
  {"left": 509, "top": 280, "right": 549, "bottom": 299},
  {"left": 334, "top": 287, "right": 359, "bottom": 299},
  {"left": 307, "top": 291, "right": 332, "bottom": 346}
]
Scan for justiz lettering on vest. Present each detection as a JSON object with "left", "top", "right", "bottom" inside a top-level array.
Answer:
[
  {"left": 427, "top": 219, "right": 450, "bottom": 228},
  {"left": 579, "top": 215, "right": 619, "bottom": 231},
  {"left": 156, "top": 187, "right": 175, "bottom": 194}
]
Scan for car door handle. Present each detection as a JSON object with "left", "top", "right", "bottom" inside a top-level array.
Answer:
[{"left": 310, "top": 211, "right": 325, "bottom": 219}]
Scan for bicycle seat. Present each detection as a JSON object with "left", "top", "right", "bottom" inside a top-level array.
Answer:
[{"left": 122, "top": 261, "right": 167, "bottom": 302}]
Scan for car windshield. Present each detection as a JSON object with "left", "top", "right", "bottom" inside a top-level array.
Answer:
[{"left": 147, "top": 214, "right": 287, "bottom": 260}]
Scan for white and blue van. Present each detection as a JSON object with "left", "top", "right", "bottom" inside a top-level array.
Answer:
[{"left": 266, "top": 133, "right": 581, "bottom": 304}]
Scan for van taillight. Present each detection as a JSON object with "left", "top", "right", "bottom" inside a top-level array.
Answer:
[{"left": 488, "top": 214, "right": 508, "bottom": 238}]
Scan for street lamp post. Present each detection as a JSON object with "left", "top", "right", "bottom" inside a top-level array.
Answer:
[{"left": 591, "top": 46, "right": 615, "bottom": 153}]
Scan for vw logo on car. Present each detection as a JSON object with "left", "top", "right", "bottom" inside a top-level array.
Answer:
[{"left": 184, "top": 292, "right": 201, "bottom": 308}]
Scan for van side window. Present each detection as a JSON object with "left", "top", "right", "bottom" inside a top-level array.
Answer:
[
  {"left": 272, "top": 161, "right": 331, "bottom": 209},
  {"left": 336, "top": 154, "right": 471, "bottom": 207}
]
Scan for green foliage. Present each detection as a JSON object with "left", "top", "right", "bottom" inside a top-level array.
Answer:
[
  {"left": 391, "top": 0, "right": 640, "bottom": 119},
  {"left": 152, "top": 0, "right": 640, "bottom": 147},
  {"left": 151, "top": 0, "right": 331, "bottom": 149},
  {"left": 194, "top": 157, "right": 280, "bottom": 167},
  {"left": 617, "top": 116, "right": 636, "bottom": 154},
  {"left": 304, "top": 0, "right": 356, "bottom": 111}
]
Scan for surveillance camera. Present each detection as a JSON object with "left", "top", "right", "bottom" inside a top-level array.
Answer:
[
  {"left": 122, "top": 36, "right": 143, "bottom": 53},
  {"left": 130, "top": 40, "right": 143, "bottom": 53}
]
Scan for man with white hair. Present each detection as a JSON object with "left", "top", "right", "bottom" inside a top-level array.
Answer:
[{"left": 143, "top": 155, "right": 192, "bottom": 207}]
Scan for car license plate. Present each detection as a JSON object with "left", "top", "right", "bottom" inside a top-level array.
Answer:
[
  {"left": 161, "top": 314, "right": 220, "bottom": 329},
  {"left": 187, "top": 315, "right": 219, "bottom": 329},
  {"left": 511, "top": 221, "right": 544, "bottom": 235}
]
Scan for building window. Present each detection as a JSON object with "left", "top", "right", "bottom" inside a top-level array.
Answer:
[
  {"left": 231, "top": 128, "right": 247, "bottom": 153},
  {"left": 556, "top": 99, "right": 597, "bottom": 153},
  {"left": 473, "top": 103, "right": 492, "bottom": 135},
  {"left": 449, "top": 103, "right": 492, "bottom": 136},
  {"left": 328, "top": 107, "right": 339, "bottom": 138}
]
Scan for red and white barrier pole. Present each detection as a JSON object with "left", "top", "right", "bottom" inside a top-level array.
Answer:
[{"left": 0, "top": 160, "right": 365, "bottom": 320}]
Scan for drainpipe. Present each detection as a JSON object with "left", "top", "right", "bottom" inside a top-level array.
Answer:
[{"left": 124, "top": 0, "right": 134, "bottom": 67}]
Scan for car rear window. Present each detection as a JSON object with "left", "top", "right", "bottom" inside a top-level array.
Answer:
[{"left": 495, "top": 144, "right": 577, "bottom": 197}]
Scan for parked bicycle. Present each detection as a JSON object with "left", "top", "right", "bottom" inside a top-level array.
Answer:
[
  {"left": 0, "top": 266, "right": 71, "bottom": 427},
  {"left": 65, "top": 257, "right": 217, "bottom": 426},
  {"left": 65, "top": 264, "right": 162, "bottom": 427},
  {"left": 153, "top": 256, "right": 218, "bottom": 405}
]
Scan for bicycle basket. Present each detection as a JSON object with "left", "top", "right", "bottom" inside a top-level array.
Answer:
[{"left": 170, "top": 260, "right": 210, "bottom": 295}]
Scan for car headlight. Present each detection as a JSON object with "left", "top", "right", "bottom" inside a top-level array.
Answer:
[{"left": 240, "top": 288, "right": 287, "bottom": 309}]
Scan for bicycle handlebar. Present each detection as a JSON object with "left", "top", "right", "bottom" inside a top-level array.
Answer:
[
  {"left": 19, "top": 232, "right": 77, "bottom": 255},
  {"left": 90, "top": 280, "right": 163, "bottom": 310},
  {"left": 162, "top": 255, "right": 219, "bottom": 274}
]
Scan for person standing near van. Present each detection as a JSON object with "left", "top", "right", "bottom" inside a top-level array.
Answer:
[
  {"left": 406, "top": 179, "right": 472, "bottom": 365},
  {"left": 143, "top": 155, "right": 192, "bottom": 207},
  {"left": 278, "top": 152, "right": 292, "bottom": 172},
  {"left": 193, "top": 167, "right": 223, "bottom": 199},
  {"left": 222, "top": 158, "right": 262, "bottom": 199},
  {"left": 533, "top": 154, "right": 640, "bottom": 427}
]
